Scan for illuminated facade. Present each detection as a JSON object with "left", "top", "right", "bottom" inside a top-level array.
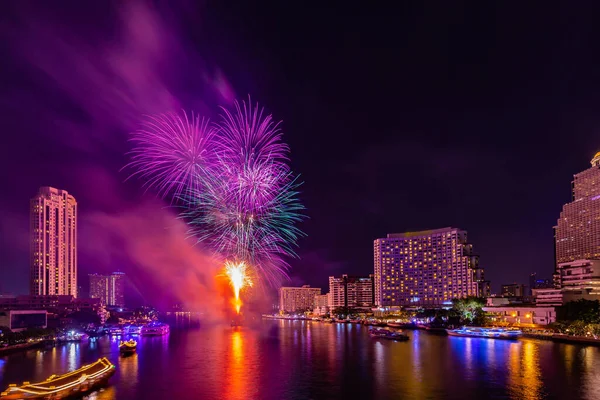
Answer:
[
  {"left": 328, "top": 274, "right": 374, "bottom": 308},
  {"left": 30, "top": 187, "right": 77, "bottom": 297},
  {"left": 89, "top": 272, "right": 125, "bottom": 307},
  {"left": 313, "top": 294, "right": 330, "bottom": 315},
  {"left": 556, "top": 259, "right": 600, "bottom": 301},
  {"left": 501, "top": 283, "right": 526, "bottom": 297},
  {"left": 278, "top": 285, "right": 321, "bottom": 313},
  {"left": 555, "top": 152, "right": 600, "bottom": 264},
  {"left": 374, "top": 227, "right": 482, "bottom": 307}
]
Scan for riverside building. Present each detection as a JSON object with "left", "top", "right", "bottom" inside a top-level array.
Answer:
[
  {"left": 374, "top": 227, "right": 482, "bottom": 308},
  {"left": 546, "top": 153, "right": 600, "bottom": 305},
  {"left": 555, "top": 152, "right": 600, "bottom": 263},
  {"left": 30, "top": 187, "right": 77, "bottom": 297},
  {"left": 279, "top": 285, "right": 321, "bottom": 313},
  {"left": 328, "top": 274, "right": 374, "bottom": 308},
  {"left": 89, "top": 272, "right": 126, "bottom": 307}
]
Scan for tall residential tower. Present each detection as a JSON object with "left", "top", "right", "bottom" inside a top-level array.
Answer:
[
  {"left": 89, "top": 272, "right": 125, "bottom": 307},
  {"left": 30, "top": 187, "right": 77, "bottom": 297},
  {"left": 374, "top": 227, "right": 482, "bottom": 307}
]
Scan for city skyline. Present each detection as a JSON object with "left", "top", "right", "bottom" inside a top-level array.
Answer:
[
  {"left": 2, "top": 4, "right": 600, "bottom": 400},
  {"left": 0, "top": 2, "right": 599, "bottom": 300},
  {"left": 2, "top": 153, "right": 599, "bottom": 299}
]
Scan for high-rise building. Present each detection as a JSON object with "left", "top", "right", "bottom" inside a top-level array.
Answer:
[
  {"left": 374, "top": 227, "right": 482, "bottom": 307},
  {"left": 529, "top": 272, "right": 553, "bottom": 295},
  {"left": 278, "top": 285, "right": 321, "bottom": 313},
  {"left": 473, "top": 268, "right": 491, "bottom": 297},
  {"left": 328, "top": 274, "right": 374, "bottom": 308},
  {"left": 555, "top": 152, "right": 600, "bottom": 264},
  {"left": 89, "top": 272, "right": 125, "bottom": 307},
  {"left": 500, "top": 283, "right": 526, "bottom": 297},
  {"left": 30, "top": 187, "right": 77, "bottom": 297}
]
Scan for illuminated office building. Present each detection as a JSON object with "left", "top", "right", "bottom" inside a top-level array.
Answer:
[
  {"left": 555, "top": 152, "right": 600, "bottom": 264},
  {"left": 374, "top": 227, "right": 482, "bottom": 307},
  {"left": 30, "top": 187, "right": 77, "bottom": 297}
]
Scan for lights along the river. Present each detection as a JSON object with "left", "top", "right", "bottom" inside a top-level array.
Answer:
[{"left": 224, "top": 261, "right": 253, "bottom": 314}]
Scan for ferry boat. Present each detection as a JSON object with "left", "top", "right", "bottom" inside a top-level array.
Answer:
[
  {"left": 447, "top": 327, "right": 522, "bottom": 339},
  {"left": 369, "top": 328, "right": 409, "bottom": 341},
  {"left": 123, "top": 325, "right": 142, "bottom": 335},
  {"left": 119, "top": 339, "right": 137, "bottom": 355},
  {"left": 0, "top": 357, "right": 115, "bottom": 399},
  {"left": 140, "top": 322, "right": 170, "bottom": 336}
]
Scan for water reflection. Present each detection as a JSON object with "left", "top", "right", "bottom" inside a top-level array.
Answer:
[
  {"left": 67, "top": 343, "right": 78, "bottom": 371},
  {"left": 224, "top": 329, "right": 246, "bottom": 400},
  {"left": 2, "top": 324, "right": 600, "bottom": 400}
]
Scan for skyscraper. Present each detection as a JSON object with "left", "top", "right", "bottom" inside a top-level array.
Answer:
[
  {"left": 30, "top": 187, "right": 77, "bottom": 297},
  {"left": 89, "top": 273, "right": 125, "bottom": 307},
  {"left": 374, "top": 227, "right": 482, "bottom": 307},
  {"left": 555, "top": 152, "right": 600, "bottom": 264}
]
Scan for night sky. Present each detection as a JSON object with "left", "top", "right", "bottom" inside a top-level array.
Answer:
[{"left": 1, "top": 2, "right": 600, "bottom": 301}]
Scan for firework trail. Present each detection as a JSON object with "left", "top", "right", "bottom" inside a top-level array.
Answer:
[
  {"left": 126, "top": 111, "right": 217, "bottom": 200},
  {"left": 224, "top": 260, "right": 253, "bottom": 314}
]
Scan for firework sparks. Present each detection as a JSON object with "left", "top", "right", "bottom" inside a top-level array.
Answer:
[
  {"left": 126, "top": 111, "right": 217, "bottom": 200},
  {"left": 224, "top": 261, "right": 253, "bottom": 314},
  {"left": 127, "top": 99, "right": 305, "bottom": 291}
]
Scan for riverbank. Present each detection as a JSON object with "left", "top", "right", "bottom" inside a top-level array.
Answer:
[{"left": 0, "top": 340, "right": 49, "bottom": 355}]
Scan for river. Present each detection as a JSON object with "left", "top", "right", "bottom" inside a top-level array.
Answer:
[{"left": 1, "top": 318, "right": 600, "bottom": 399}]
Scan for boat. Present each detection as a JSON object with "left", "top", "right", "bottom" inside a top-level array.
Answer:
[
  {"left": 386, "top": 322, "right": 404, "bottom": 328},
  {"left": 107, "top": 326, "right": 123, "bottom": 336},
  {"left": 369, "top": 328, "right": 409, "bottom": 341},
  {"left": 447, "top": 327, "right": 522, "bottom": 339},
  {"left": 0, "top": 357, "right": 115, "bottom": 399},
  {"left": 123, "top": 325, "right": 141, "bottom": 335},
  {"left": 119, "top": 339, "right": 137, "bottom": 355},
  {"left": 140, "top": 322, "right": 170, "bottom": 336},
  {"left": 57, "top": 331, "right": 89, "bottom": 342}
]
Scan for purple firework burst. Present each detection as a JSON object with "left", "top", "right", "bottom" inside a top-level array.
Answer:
[
  {"left": 126, "top": 111, "right": 217, "bottom": 200},
  {"left": 127, "top": 100, "right": 305, "bottom": 286}
]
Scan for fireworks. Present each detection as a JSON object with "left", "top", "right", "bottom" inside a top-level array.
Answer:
[
  {"left": 224, "top": 261, "right": 253, "bottom": 314},
  {"left": 126, "top": 111, "right": 216, "bottom": 200},
  {"left": 127, "top": 99, "right": 305, "bottom": 312}
]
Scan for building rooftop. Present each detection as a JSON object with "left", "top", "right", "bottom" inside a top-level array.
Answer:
[{"left": 386, "top": 227, "right": 459, "bottom": 238}]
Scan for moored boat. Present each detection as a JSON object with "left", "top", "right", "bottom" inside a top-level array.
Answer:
[
  {"left": 119, "top": 339, "right": 137, "bottom": 355},
  {"left": 386, "top": 322, "right": 404, "bottom": 328},
  {"left": 140, "top": 322, "right": 170, "bottom": 336},
  {"left": 447, "top": 327, "right": 522, "bottom": 339},
  {"left": 0, "top": 357, "right": 115, "bottom": 399},
  {"left": 369, "top": 328, "right": 409, "bottom": 341}
]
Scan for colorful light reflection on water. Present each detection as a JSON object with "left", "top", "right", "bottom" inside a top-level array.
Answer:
[{"left": 1, "top": 321, "right": 600, "bottom": 399}]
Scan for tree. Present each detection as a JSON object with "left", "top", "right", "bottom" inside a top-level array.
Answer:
[
  {"left": 68, "top": 310, "right": 101, "bottom": 325},
  {"left": 451, "top": 297, "right": 487, "bottom": 326},
  {"left": 557, "top": 299, "right": 600, "bottom": 323},
  {"left": 331, "top": 307, "right": 353, "bottom": 318}
]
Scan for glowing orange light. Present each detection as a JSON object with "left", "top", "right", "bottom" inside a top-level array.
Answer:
[{"left": 224, "top": 261, "right": 253, "bottom": 314}]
